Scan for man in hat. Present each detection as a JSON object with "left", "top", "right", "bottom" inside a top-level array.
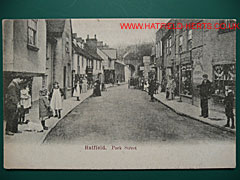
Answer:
[
  {"left": 197, "top": 74, "right": 212, "bottom": 118},
  {"left": 5, "top": 76, "right": 24, "bottom": 135}
]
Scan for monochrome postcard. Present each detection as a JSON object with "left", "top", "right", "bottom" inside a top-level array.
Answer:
[{"left": 3, "top": 18, "right": 236, "bottom": 169}]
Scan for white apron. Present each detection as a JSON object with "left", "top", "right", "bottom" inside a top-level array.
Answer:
[{"left": 50, "top": 88, "right": 62, "bottom": 110}]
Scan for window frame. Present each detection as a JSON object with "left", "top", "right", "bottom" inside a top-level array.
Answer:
[{"left": 27, "top": 19, "right": 39, "bottom": 51}]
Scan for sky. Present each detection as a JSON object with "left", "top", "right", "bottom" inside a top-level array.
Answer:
[{"left": 72, "top": 18, "right": 169, "bottom": 48}]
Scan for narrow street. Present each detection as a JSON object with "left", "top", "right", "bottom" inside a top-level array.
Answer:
[{"left": 44, "top": 84, "right": 235, "bottom": 144}]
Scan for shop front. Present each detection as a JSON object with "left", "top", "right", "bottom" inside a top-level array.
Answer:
[{"left": 212, "top": 61, "right": 236, "bottom": 105}]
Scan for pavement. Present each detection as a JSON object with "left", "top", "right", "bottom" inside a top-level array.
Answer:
[
  {"left": 153, "top": 92, "right": 236, "bottom": 134},
  {"left": 4, "top": 89, "right": 93, "bottom": 145},
  {"left": 4, "top": 82, "right": 128, "bottom": 145}
]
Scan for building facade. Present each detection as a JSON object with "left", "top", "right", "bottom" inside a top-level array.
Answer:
[
  {"left": 97, "top": 47, "right": 116, "bottom": 84},
  {"left": 155, "top": 19, "right": 236, "bottom": 110},
  {"left": 46, "top": 19, "right": 73, "bottom": 99},
  {"left": 3, "top": 19, "right": 47, "bottom": 102},
  {"left": 114, "top": 60, "right": 126, "bottom": 83},
  {"left": 84, "top": 35, "right": 104, "bottom": 83},
  {"left": 72, "top": 34, "right": 92, "bottom": 86}
]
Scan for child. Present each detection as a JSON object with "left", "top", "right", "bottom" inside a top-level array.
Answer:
[
  {"left": 19, "top": 84, "right": 31, "bottom": 124},
  {"left": 73, "top": 80, "right": 81, "bottom": 101},
  {"left": 39, "top": 89, "right": 52, "bottom": 130},
  {"left": 49, "top": 82, "right": 64, "bottom": 119},
  {"left": 224, "top": 86, "right": 235, "bottom": 129}
]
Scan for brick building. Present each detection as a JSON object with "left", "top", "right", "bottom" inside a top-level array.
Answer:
[{"left": 155, "top": 19, "right": 236, "bottom": 110}]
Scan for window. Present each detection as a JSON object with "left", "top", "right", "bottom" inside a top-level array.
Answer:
[
  {"left": 179, "top": 35, "right": 183, "bottom": 53},
  {"left": 82, "top": 56, "right": 84, "bottom": 67},
  {"left": 181, "top": 64, "right": 192, "bottom": 96},
  {"left": 108, "top": 58, "right": 111, "bottom": 68},
  {"left": 188, "top": 30, "right": 192, "bottom": 40},
  {"left": 27, "top": 19, "right": 37, "bottom": 46},
  {"left": 168, "top": 36, "right": 172, "bottom": 55},
  {"left": 155, "top": 44, "right": 158, "bottom": 58},
  {"left": 96, "top": 61, "right": 98, "bottom": 70},
  {"left": 213, "top": 64, "right": 235, "bottom": 97},
  {"left": 187, "top": 30, "right": 192, "bottom": 50}
]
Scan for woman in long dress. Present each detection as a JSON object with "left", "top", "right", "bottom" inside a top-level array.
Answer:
[
  {"left": 82, "top": 77, "right": 87, "bottom": 93},
  {"left": 73, "top": 80, "right": 81, "bottom": 101},
  {"left": 93, "top": 79, "right": 101, "bottom": 97},
  {"left": 50, "top": 82, "right": 64, "bottom": 119}
]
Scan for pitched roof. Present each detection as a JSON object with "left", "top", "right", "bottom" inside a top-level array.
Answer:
[
  {"left": 72, "top": 43, "right": 92, "bottom": 59},
  {"left": 46, "top": 19, "right": 66, "bottom": 34},
  {"left": 87, "top": 49, "right": 103, "bottom": 61}
]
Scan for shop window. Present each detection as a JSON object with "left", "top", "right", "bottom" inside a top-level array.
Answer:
[
  {"left": 213, "top": 64, "right": 235, "bottom": 98},
  {"left": 181, "top": 64, "right": 192, "bottom": 96}
]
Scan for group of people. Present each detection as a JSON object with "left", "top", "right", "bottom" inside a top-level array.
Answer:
[
  {"left": 5, "top": 76, "right": 65, "bottom": 136},
  {"left": 197, "top": 74, "right": 235, "bottom": 129},
  {"left": 73, "top": 77, "right": 88, "bottom": 101},
  {"left": 140, "top": 73, "right": 235, "bottom": 129}
]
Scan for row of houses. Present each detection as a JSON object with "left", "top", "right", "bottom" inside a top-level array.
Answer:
[
  {"left": 3, "top": 19, "right": 126, "bottom": 103},
  {"left": 151, "top": 19, "right": 236, "bottom": 109}
]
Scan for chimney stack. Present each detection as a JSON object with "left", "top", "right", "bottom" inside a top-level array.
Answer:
[
  {"left": 94, "top": 34, "right": 96, "bottom": 39},
  {"left": 87, "top": 34, "right": 89, "bottom": 39}
]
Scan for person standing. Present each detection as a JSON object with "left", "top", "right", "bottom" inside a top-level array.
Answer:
[
  {"left": 224, "top": 87, "right": 235, "bottom": 129},
  {"left": 166, "top": 76, "right": 171, "bottom": 100},
  {"left": 82, "top": 77, "right": 88, "bottom": 93},
  {"left": 148, "top": 78, "right": 155, "bottom": 102},
  {"left": 169, "top": 77, "right": 176, "bottom": 100},
  {"left": 19, "top": 84, "right": 31, "bottom": 124},
  {"left": 197, "top": 74, "right": 212, "bottom": 118},
  {"left": 50, "top": 82, "right": 64, "bottom": 119},
  {"left": 73, "top": 80, "right": 81, "bottom": 101},
  {"left": 93, "top": 79, "right": 101, "bottom": 96},
  {"left": 39, "top": 89, "right": 52, "bottom": 131},
  {"left": 5, "top": 77, "right": 23, "bottom": 135}
]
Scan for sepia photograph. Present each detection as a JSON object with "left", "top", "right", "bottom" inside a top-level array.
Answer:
[{"left": 3, "top": 18, "right": 236, "bottom": 169}]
